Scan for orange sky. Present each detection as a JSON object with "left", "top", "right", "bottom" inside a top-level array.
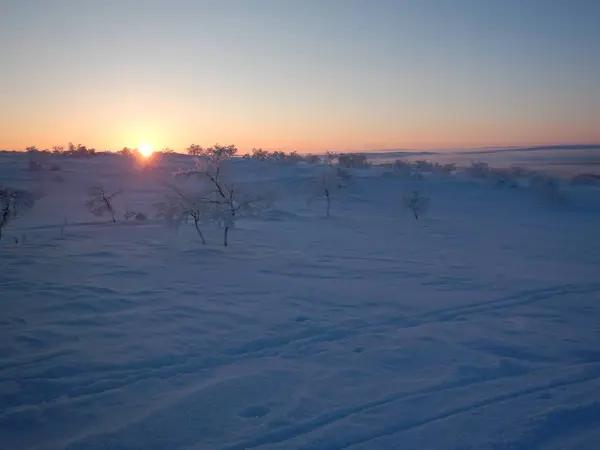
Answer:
[{"left": 1, "top": 2, "right": 599, "bottom": 153}]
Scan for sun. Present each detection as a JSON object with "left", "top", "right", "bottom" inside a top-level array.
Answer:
[{"left": 139, "top": 143, "right": 154, "bottom": 157}]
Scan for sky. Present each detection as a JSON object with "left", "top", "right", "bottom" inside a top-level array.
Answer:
[{"left": 1, "top": 0, "right": 599, "bottom": 153}]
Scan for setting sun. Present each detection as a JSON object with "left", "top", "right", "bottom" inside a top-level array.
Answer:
[{"left": 139, "top": 143, "right": 154, "bottom": 157}]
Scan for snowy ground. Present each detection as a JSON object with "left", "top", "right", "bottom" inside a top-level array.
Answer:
[{"left": 1, "top": 152, "right": 600, "bottom": 449}]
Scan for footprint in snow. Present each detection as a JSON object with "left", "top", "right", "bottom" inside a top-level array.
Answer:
[{"left": 239, "top": 405, "right": 270, "bottom": 418}]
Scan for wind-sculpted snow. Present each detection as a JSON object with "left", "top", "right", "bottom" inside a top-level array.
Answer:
[{"left": 1, "top": 152, "right": 599, "bottom": 449}]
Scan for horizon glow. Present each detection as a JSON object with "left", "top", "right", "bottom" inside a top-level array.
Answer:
[{"left": 1, "top": 0, "right": 599, "bottom": 153}]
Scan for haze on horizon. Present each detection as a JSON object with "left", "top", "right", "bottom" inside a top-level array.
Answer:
[{"left": 1, "top": 0, "right": 599, "bottom": 153}]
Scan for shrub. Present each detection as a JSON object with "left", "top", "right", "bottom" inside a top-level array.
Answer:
[
  {"left": 65, "top": 143, "right": 97, "bottom": 157},
  {"left": 337, "top": 153, "right": 370, "bottom": 169},
  {"left": 466, "top": 162, "right": 491, "bottom": 178},
  {"left": 304, "top": 154, "right": 321, "bottom": 164},
  {"left": 186, "top": 143, "right": 237, "bottom": 160},
  {"left": 0, "top": 185, "right": 38, "bottom": 241},
  {"left": 124, "top": 207, "right": 148, "bottom": 221},
  {"left": 156, "top": 185, "right": 211, "bottom": 244},
  {"left": 570, "top": 173, "right": 600, "bottom": 186}
]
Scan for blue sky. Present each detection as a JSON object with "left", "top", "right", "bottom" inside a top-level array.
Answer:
[{"left": 1, "top": 0, "right": 598, "bottom": 152}]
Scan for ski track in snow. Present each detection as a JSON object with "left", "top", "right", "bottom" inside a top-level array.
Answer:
[{"left": 1, "top": 153, "right": 600, "bottom": 449}]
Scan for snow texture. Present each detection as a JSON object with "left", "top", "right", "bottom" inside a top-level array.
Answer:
[{"left": 1, "top": 150, "right": 600, "bottom": 450}]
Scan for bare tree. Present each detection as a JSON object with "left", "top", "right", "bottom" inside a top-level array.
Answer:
[
  {"left": 0, "top": 185, "right": 38, "bottom": 241},
  {"left": 403, "top": 190, "right": 430, "bottom": 219},
  {"left": 307, "top": 166, "right": 346, "bottom": 217},
  {"left": 85, "top": 185, "right": 122, "bottom": 222},
  {"left": 187, "top": 144, "right": 204, "bottom": 156},
  {"left": 172, "top": 145, "right": 271, "bottom": 246}
]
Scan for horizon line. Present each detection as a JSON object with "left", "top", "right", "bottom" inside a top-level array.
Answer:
[{"left": 1, "top": 143, "right": 600, "bottom": 155}]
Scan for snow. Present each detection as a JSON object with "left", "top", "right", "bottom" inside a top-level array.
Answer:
[{"left": 1, "top": 151, "right": 600, "bottom": 450}]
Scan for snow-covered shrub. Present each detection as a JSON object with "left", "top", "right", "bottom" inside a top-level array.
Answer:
[
  {"left": 393, "top": 159, "right": 413, "bottom": 175},
  {"left": 65, "top": 142, "right": 97, "bottom": 157},
  {"left": 85, "top": 185, "right": 122, "bottom": 222},
  {"left": 124, "top": 207, "right": 148, "bottom": 221},
  {"left": 283, "top": 151, "right": 303, "bottom": 164},
  {"left": 118, "top": 147, "right": 138, "bottom": 157},
  {"left": 529, "top": 174, "right": 564, "bottom": 203},
  {"left": 403, "top": 190, "right": 430, "bottom": 220},
  {"left": 325, "top": 151, "right": 338, "bottom": 165},
  {"left": 466, "top": 162, "right": 491, "bottom": 179},
  {"left": 269, "top": 151, "right": 287, "bottom": 163},
  {"left": 337, "top": 153, "right": 370, "bottom": 169},
  {"left": 249, "top": 147, "right": 269, "bottom": 161},
  {"left": 507, "top": 165, "right": 532, "bottom": 178},
  {"left": 0, "top": 185, "right": 38, "bottom": 241},
  {"left": 413, "top": 160, "right": 436, "bottom": 173},
  {"left": 570, "top": 173, "right": 600, "bottom": 186},
  {"left": 437, "top": 163, "right": 456, "bottom": 175},
  {"left": 304, "top": 154, "right": 321, "bottom": 164},
  {"left": 490, "top": 169, "right": 519, "bottom": 188},
  {"left": 390, "top": 159, "right": 425, "bottom": 180},
  {"left": 186, "top": 143, "right": 237, "bottom": 160},
  {"left": 156, "top": 185, "right": 211, "bottom": 244},
  {"left": 247, "top": 149, "right": 304, "bottom": 164}
]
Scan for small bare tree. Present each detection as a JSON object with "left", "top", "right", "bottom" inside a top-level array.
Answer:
[
  {"left": 207, "top": 186, "right": 273, "bottom": 246},
  {"left": 85, "top": 185, "right": 121, "bottom": 222},
  {"left": 0, "top": 185, "right": 38, "bottom": 241},
  {"left": 403, "top": 190, "right": 430, "bottom": 219},
  {"left": 307, "top": 166, "right": 346, "bottom": 217}
]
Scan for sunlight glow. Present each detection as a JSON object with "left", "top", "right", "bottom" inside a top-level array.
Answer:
[{"left": 139, "top": 143, "right": 154, "bottom": 157}]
